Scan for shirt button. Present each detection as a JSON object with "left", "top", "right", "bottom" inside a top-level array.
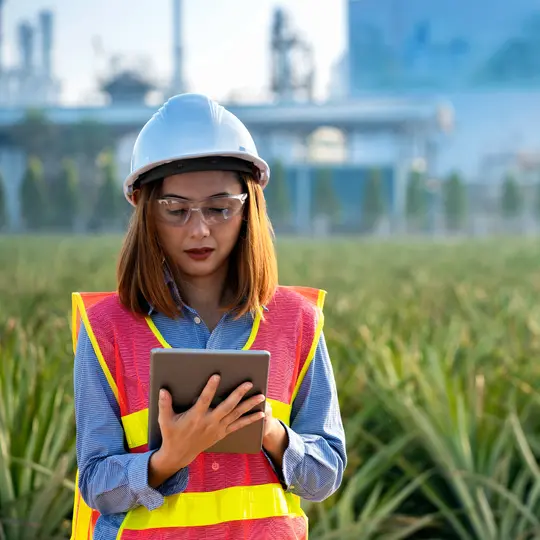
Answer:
[
  {"left": 194, "top": 316, "right": 201, "bottom": 324},
  {"left": 212, "top": 462, "right": 219, "bottom": 471}
]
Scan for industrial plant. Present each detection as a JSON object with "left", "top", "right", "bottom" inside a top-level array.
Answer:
[
  {"left": 0, "top": 0, "right": 539, "bottom": 236},
  {"left": 0, "top": 2, "right": 60, "bottom": 107}
]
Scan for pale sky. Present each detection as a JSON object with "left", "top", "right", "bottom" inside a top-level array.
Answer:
[{"left": 3, "top": 0, "right": 346, "bottom": 105}]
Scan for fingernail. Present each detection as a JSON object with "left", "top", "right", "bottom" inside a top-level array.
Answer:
[
  {"left": 159, "top": 389, "right": 165, "bottom": 399},
  {"left": 212, "top": 375, "right": 220, "bottom": 382}
]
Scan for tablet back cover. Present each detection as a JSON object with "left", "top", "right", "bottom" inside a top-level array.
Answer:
[{"left": 148, "top": 349, "right": 270, "bottom": 454}]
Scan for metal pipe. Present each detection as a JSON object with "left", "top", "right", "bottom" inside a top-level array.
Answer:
[
  {"left": 172, "top": 0, "right": 184, "bottom": 94},
  {"left": 18, "top": 21, "right": 34, "bottom": 74},
  {"left": 0, "top": 0, "right": 5, "bottom": 74},
  {"left": 39, "top": 10, "right": 53, "bottom": 78}
]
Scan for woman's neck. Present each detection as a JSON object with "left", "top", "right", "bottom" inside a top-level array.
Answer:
[
  {"left": 183, "top": 278, "right": 224, "bottom": 312},
  {"left": 179, "top": 266, "right": 233, "bottom": 329}
]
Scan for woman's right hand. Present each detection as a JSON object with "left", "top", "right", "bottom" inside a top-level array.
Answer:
[{"left": 148, "top": 374, "right": 265, "bottom": 486}]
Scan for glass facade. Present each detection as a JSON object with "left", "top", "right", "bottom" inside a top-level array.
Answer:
[{"left": 347, "top": 0, "right": 540, "bottom": 95}]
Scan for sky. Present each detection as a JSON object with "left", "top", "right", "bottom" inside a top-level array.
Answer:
[{"left": 3, "top": 0, "right": 347, "bottom": 105}]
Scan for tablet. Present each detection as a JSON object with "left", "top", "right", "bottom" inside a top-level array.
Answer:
[{"left": 148, "top": 348, "right": 270, "bottom": 454}]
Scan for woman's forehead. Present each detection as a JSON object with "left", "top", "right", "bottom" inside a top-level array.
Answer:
[{"left": 161, "top": 170, "right": 242, "bottom": 198}]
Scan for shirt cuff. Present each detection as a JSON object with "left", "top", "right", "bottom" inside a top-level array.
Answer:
[
  {"left": 280, "top": 421, "right": 306, "bottom": 494},
  {"left": 126, "top": 451, "right": 166, "bottom": 511},
  {"left": 262, "top": 447, "right": 287, "bottom": 487},
  {"left": 159, "top": 467, "right": 189, "bottom": 497}
]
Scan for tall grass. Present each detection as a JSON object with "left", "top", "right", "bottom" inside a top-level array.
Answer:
[
  {"left": 2, "top": 235, "right": 540, "bottom": 538},
  {"left": 0, "top": 319, "right": 75, "bottom": 540}
]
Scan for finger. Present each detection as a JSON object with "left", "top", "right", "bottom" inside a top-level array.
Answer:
[
  {"left": 213, "top": 381, "right": 253, "bottom": 419},
  {"left": 158, "top": 389, "right": 174, "bottom": 426},
  {"left": 226, "top": 410, "right": 266, "bottom": 435},
  {"left": 222, "top": 394, "right": 265, "bottom": 425},
  {"left": 193, "top": 374, "right": 220, "bottom": 414}
]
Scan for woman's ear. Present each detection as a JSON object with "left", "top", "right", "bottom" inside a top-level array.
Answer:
[{"left": 132, "top": 189, "right": 141, "bottom": 205}]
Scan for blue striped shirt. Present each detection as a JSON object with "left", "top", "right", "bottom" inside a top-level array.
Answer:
[{"left": 74, "top": 299, "right": 347, "bottom": 539}]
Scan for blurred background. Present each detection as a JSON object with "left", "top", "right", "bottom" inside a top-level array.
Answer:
[
  {"left": 3, "top": 1, "right": 540, "bottom": 539},
  {"left": 0, "top": 0, "right": 539, "bottom": 236}
]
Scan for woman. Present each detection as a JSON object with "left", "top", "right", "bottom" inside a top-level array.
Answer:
[{"left": 71, "top": 93, "right": 346, "bottom": 540}]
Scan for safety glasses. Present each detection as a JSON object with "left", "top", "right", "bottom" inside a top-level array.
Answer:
[{"left": 155, "top": 193, "right": 248, "bottom": 226}]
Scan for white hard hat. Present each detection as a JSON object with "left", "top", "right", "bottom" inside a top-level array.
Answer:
[{"left": 124, "top": 93, "right": 270, "bottom": 206}]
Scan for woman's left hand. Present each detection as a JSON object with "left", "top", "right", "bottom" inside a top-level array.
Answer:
[
  {"left": 262, "top": 401, "right": 278, "bottom": 441},
  {"left": 262, "top": 401, "right": 288, "bottom": 469}
]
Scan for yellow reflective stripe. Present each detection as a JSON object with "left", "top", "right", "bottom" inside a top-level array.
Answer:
[
  {"left": 72, "top": 292, "right": 119, "bottom": 403},
  {"left": 121, "top": 398, "right": 291, "bottom": 450},
  {"left": 268, "top": 398, "right": 292, "bottom": 427},
  {"left": 145, "top": 316, "right": 169, "bottom": 348},
  {"left": 121, "top": 408, "right": 149, "bottom": 449},
  {"left": 120, "top": 483, "right": 304, "bottom": 530},
  {"left": 291, "top": 290, "right": 326, "bottom": 404},
  {"left": 71, "top": 293, "right": 79, "bottom": 355},
  {"left": 243, "top": 307, "right": 262, "bottom": 350},
  {"left": 70, "top": 471, "right": 94, "bottom": 540},
  {"left": 144, "top": 307, "right": 263, "bottom": 351}
]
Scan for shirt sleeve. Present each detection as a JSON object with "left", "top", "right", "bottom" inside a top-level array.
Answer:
[
  {"left": 278, "top": 331, "right": 347, "bottom": 502},
  {"left": 73, "top": 320, "right": 189, "bottom": 516}
]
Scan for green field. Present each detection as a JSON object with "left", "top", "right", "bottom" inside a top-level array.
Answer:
[{"left": 2, "top": 235, "right": 540, "bottom": 539}]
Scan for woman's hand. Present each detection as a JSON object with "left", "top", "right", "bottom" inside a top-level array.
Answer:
[
  {"left": 262, "top": 401, "right": 289, "bottom": 471},
  {"left": 149, "top": 375, "right": 265, "bottom": 487}
]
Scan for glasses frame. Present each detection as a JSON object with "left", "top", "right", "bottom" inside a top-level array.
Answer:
[{"left": 154, "top": 193, "right": 248, "bottom": 226}]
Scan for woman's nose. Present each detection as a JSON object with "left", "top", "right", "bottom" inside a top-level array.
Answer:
[{"left": 187, "top": 209, "right": 210, "bottom": 238}]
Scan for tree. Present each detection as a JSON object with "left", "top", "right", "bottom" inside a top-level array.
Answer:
[
  {"left": 500, "top": 173, "right": 523, "bottom": 219},
  {"left": 405, "top": 169, "right": 427, "bottom": 231},
  {"left": 61, "top": 119, "right": 116, "bottom": 160},
  {"left": 361, "top": 167, "right": 386, "bottom": 232},
  {"left": 0, "top": 173, "right": 5, "bottom": 230},
  {"left": 51, "top": 158, "right": 79, "bottom": 230},
  {"left": 313, "top": 167, "right": 340, "bottom": 221},
  {"left": 20, "top": 156, "right": 48, "bottom": 230},
  {"left": 265, "top": 160, "right": 290, "bottom": 225},
  {"left": 443, "top": 171, "right": 467, "bottom": 232},
  {"left": 11, "top": 109, "right": 59, "bottom": 160},
  {"left": 92, "top": 150, "right": 124, "bottom": 230}
]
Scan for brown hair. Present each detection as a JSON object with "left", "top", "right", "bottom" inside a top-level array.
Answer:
[{"left": 116, "top": 173, "right": 278, "bottom": 319}]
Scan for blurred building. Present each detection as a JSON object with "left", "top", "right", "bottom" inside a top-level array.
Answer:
[
  {"left": 102, "top": 71, "right": 155, "bottom": 106},
  {"left": 0, "top": 5, "right": 61, "bottom": 107},
  {"left": 345, "top": 0, "right": 540, "bottom": 95},
  {"left": 334, "top": 0, "right": 540, "bottom": 182}
]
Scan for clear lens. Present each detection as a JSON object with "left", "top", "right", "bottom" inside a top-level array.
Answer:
[{"left": 156, "top": 194, "right": 247, "bottom": 226}]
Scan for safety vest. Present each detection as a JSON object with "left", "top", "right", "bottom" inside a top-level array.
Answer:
[{"left": 70, "top": 285, "right": 325, "bottom": 540}]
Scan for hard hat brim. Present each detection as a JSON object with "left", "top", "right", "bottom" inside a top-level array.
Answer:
[{"left": 124, "top": 150, "right": 270, "bottom": 206}]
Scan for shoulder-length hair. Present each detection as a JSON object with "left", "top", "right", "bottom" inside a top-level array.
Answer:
[{"left": 116, "top": 173, "right": 278, "bottom": 319}]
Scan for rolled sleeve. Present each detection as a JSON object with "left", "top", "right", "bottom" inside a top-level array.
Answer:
[
  {"left": 74, "top": 321, "right": 188, "bottom": 516},
  {"left": 280, "top": 422, "right": 306, "bottom": 489},
  {"left": 125, "top": 452, "right": 188, "bottom": 509},
  {"left": 278, "top": 331, "right": 347, "bottom": 502}
]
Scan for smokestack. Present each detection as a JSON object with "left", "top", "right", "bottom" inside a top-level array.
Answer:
[
  {"left": 0, "top": 0, "right": 5, "bottom": 74},
  {"left": 39, "top": 10, "right": 53, "bottom": 78},
  {"left": 18, "top": 21, "right": 34, "bottom": 75},
  {"left": 172, "top": 0, "right": 184, "bottom": 94}
]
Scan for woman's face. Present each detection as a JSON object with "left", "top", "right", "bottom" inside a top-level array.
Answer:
[{"left": 154, "top": 170, "right": 245, "bottom": 280}]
